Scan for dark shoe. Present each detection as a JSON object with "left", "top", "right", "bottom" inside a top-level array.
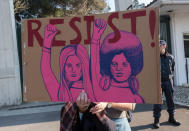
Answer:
[
  {"left": 168, "top": 118, "right": 181, "bottom": 126},
  {"left": 153, "top": 118, "right": 160, "bottom": 129}
]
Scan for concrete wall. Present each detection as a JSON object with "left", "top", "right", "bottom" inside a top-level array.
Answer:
[
  {"left": 114, "top": 0, "right": 132, "bottom": 11},
  {"left": 170, "top": 11, "right": 189, "bottom": 86},
  {"left": 0, "top": 0, "right": 22, "bottom": 106}
]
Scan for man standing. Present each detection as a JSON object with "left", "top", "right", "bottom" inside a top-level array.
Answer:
[{"left": 153, "top": 40, "right": 181, "bottom": 129}]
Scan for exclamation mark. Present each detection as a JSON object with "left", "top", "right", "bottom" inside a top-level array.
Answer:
[{"left": 149, "top": 10, "right": 156, "bottom": 47}]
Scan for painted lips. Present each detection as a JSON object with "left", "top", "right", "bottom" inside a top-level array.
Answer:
[
  {"left": 71, "top": 74, "right": 77, "bottom": 77},
  {"left": 116, "top": 73, "right": 124, "bottom": 77}
]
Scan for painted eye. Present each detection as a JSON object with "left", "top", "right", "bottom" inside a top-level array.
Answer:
[
  {"left": 111, "top": 62, "right": 117, "bottom": 67},
  {"left": 76, "top": 63, "right": 81, "bottom": 68},
  {"left": 123, "top": 62, "right": 127, "bottom": 67},
  {"left": 66, "top": 63, "right": 72, "bottom": 68}
]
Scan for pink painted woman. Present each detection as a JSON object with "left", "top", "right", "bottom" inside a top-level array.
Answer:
[
  {"left": 41, "top": 24, "right": 94, "bottom": 102},
  {"left": 91, "top": 19, "right": 145, "bottom": 103}
]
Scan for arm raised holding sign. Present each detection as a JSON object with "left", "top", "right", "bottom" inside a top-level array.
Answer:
[
  {"left": 41, "top": 24, "right": 59, "bottom": 101},
  {"left": 90, "top": 19, "right": 107, "bottom": 100}
]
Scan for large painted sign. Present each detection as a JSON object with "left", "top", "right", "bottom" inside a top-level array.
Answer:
[{"left": 22, "top": 8, "right": 161, "bottom": 104}]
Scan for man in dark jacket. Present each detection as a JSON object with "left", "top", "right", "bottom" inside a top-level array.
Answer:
[{"left": 153, "top": 40, "right": 181, "bottom": 129}]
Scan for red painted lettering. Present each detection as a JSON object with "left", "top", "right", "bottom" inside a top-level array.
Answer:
[
  {"left": 84, "top": 16, "right": 94, "bottom": 45},
  {"left": 27, "top": 20, "right": 43, "bottom": 47},
  {"left": 50, "top": 19, "right": 65, "bottom": 46},
  {"left": 122, "top": 10, "right": 146, "bottom": 34},
  {"left": 69, "top": 17, "right": 81, "bottom": 44},
  {"left": 108, "top": 12, "right": 120, "bottom": 43}
]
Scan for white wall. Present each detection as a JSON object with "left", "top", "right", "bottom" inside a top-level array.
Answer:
[
  {"left": 0, "top": 0, "right": 22, "bottom": 106},
  {"left": 114, "top": 0, "right": 132, "bottom": 11},
  {"left": 170, "top": 11, "right": 189, "bottom": 86}
]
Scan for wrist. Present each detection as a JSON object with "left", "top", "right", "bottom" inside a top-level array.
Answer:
[
  {"left": 43, "top": 46, "right": 51, "bottom": 50},
  {"left": 91, "top": 39, "right": 100, "bottom": 44},
  {"left": 106, "top": 102, "right": 112, "bottom": 109},
  {"left": 43, "top": 39, "right": 52, "bottom": 48},
  {"left": 42, "top": 46, "right": 51, "bottom": 53}
]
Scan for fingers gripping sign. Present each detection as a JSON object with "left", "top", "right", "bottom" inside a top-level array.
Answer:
[
  {"left": 76, "top": 90, "right": 91, "bottom": 112},
  {"left": 90, "top": 102, "right": 108, "bottom": 114}
]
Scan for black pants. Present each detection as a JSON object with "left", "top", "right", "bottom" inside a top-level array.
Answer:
[{"left": 153, "top": 79, "right": 175, "bottom": 119}]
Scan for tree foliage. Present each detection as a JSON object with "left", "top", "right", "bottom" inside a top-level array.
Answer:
[
  {"left": 14, "top": 0, "right": 28, "bottom": 14},
  {"left": 14, "top": 0, "right": 109, "bottom": 21}
]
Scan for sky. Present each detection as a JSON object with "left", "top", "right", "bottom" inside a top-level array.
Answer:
[
  {"left": 138, "top": 0, "right": 153, "bottom": 5},
  {"left": 108, "top": 0, "right": 153, "bottom": 12},
  {"left": 107, "top": 0, "right": 115, "bottom": 12}
]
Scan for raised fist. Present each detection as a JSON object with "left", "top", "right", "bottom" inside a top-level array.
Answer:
[
  {"left": 43, "top": 24, "right": 58, "bottom": 47},
  {"left": 92, "top": 19, "right": 107, "bottom": 40}
]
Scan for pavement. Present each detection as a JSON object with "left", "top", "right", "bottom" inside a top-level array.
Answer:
[
  {"left": 0, "top": 102, "right": 63, "bottom": 131},
  {"left": 0, "top": 102, "right": 189, "bottom": 131},
  {"left": 130, "top": 104, "right": 189, "bottom": 131},
  {"left": 173, "top": 86, "right": 189, "bottom": 106}
]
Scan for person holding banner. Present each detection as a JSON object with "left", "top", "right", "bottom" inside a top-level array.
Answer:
[
  {"left": 60, "top": 90, "right": 116, "bottom": 131},
  {"left": 90, "top": 102, "right": 135, "bottom": 131},
  {"left": 41, "top": 24, "right": 95, "bottom": 102},
  {"left": 153, "top": 40, "right": 181, "bottom": 129},
  {"left": 74, "top": 90, "right": 134, "bottom": 131}
]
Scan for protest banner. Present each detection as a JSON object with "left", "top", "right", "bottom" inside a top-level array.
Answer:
[{"left": 22, "top": 8, "right": 161, "bottom": 103}]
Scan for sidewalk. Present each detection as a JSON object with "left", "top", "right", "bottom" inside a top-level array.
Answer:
[
  {"left": 130, "top": 104, "right": 189, "bottom": 131},
  {"left": 0, "top": 102, "right": 189, "bottom": 131},
  {"left": 0, "top": 102, "right": 64, "bottom": 117},
  {"left": 173, "top": 86, "right": 189, "bottom": 106},
  {"left": 0, "top": 102, "right": 63, "bottom": 131}
]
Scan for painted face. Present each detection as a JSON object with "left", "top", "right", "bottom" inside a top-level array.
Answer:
[
  {"left": 65, "top": 55, "right": 82, "bottom": 82},
  {"left": 110, "top": 53, "right": 132, "bottom": 82}
]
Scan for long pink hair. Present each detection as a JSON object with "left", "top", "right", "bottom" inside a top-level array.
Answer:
[{"left": 58, "top": 44, "right": 94, "bottom": 101}]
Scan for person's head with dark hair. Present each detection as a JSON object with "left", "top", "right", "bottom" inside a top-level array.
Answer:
[{"left": 100, "top": 31, "right": 143, "bottom": 83}]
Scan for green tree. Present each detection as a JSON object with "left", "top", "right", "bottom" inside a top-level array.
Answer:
[
  {"left": 14, "top": 0, "right": 28, "bottom": 14},
  {"left": 14, "top": 0, "right": 109, "bottom": 21}
]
